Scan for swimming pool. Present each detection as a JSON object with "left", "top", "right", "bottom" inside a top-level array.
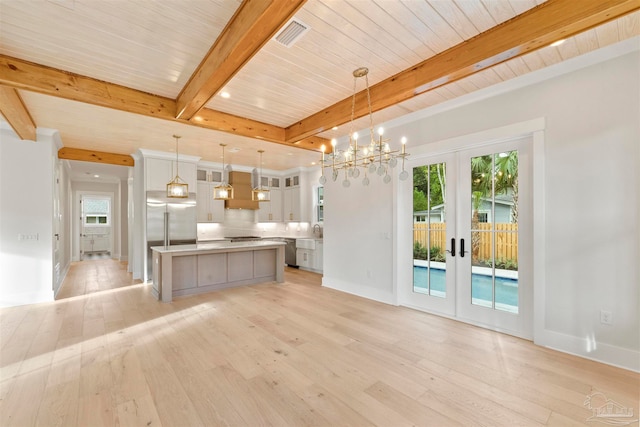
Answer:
[{"left": 413, "top": 266, "right": 519, "bottom": 312}]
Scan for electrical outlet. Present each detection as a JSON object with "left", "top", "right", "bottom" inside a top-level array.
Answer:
[{"left": 600, "top": 310, "right": 612, "bottom": 325}]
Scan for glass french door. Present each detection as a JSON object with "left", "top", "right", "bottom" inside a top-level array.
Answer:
[{"left": 408, "top": 137, "right": 532, "bottom": 338}]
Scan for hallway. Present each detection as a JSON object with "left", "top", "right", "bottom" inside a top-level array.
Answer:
[{"left": 56, "top": 259, "right": 141, "bottom": 300}]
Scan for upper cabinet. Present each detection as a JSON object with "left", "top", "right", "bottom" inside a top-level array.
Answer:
[
  {"left": 197, "top": 168, "right": 223, "bottom": 183},
  {"left": 146, "top": 157, "right": 197, "bottom": 193},
  {"left": 283, "top": 174, "right": 301, "bottom": 222},
  {"left": 196, "top": 165, "right": 225, "bottom": 223},
  {"left": 257, "top": 176, "right": 283, "bottom": 222}
]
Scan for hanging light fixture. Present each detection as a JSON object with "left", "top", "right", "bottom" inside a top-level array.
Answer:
[
  {"left": 319, "top": 67, "right": 409, "bottom": 187},
  {"left": 252, "top": 149, "right": 271, "bottom": 202},
  {"left": 213, "top": 143, "right": 234, "bottom": 200},
  {"left": 167, "top": 134, "right": 189, "bottom": 198}
]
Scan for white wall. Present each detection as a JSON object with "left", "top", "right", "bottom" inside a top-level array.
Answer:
[
  {"left": 0, "top": 128, "right": 56, "bottom": 306},
  {"left": 323, "top": 41, "right": 639, "bottom": 371}
]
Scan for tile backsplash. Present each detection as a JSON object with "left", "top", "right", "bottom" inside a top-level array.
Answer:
[{"left": 197, "top": 209, "right": 312, "bottom": 240}]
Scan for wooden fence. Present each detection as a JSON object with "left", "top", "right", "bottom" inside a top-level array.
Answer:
[{"left": 414, "top": 223, "right": 518, "bottom": 262}]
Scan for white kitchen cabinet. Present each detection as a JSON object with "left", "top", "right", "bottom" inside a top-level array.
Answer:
[
  {"left": 81, "top": 233, "right": 110, "bottom": 253},
  {"left": 146, "top": 157, "right": 197, "bottom": 192},
  {"left": 197, "top": 181, "right": 225, "bottom": 223},
  {"left": 315, "top": 241, "right": 323, "bottom": 272},
  {"left": 197, "top": 168, "right": 223, "bottom": 183},
  {"left": 258, "top": 176, "right": 283, "bottom": 222},
  {"left": 296, "top": 238, "right": 321, "bottom": 272},
  {"left": 296, "top": 247, "right": 314, "bottom": 270},
  {"left": 283, "top": 187, "right": 301, "bottom": 222}
]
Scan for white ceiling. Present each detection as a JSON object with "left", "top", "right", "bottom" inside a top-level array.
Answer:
[{"left": 0, "top": 0, "right": 638, "bottom": 182}]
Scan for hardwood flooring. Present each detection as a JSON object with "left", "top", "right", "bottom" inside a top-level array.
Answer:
[{"left": 1, "top": 259, "right": 638, "bottom": 426}]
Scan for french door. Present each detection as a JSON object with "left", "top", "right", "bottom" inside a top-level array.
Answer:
[{"left": 406, "top": 137, "right": 532, "bottom": 339}]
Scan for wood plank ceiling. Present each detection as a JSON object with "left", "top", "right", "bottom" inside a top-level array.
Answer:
[{"left": 0, "top": 0, "right": 638, "bottom": 172}]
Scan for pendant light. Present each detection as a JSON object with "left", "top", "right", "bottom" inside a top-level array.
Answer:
[
  {"left": 166, "top": 135, "right": 188, "bottom": 198},
  {"left": 213, "top": 143, "right": 234, "bottom": 200},
  {"left": 252, "top": 149, "right": 270, "bottom": 202}
]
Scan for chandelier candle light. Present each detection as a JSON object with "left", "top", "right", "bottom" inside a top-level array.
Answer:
[
  {"left": 319, "top": 67, "right": 409, "bottom": 187},
  {"left": 213, "top": 143, "right": 234, "bottom": 200},
  {"left": 252, "top": 149, "right": 270, "bottom": 202},
  {"left": 167, "top": 134, "right": 189, "bottom": 198}
]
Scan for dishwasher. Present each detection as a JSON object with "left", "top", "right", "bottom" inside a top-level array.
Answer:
[{"left": 283, "top": 238, "right": 298, "bottom": 268}]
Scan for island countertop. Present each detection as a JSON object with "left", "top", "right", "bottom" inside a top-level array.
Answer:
[
  {"left": 151, "top": 240, "right": 285, "bottom": 302},
  {"left": 151, "top": 239, "right": 285, "bottom": 254}
]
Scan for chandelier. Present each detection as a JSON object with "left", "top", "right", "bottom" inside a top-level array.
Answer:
[
  {"left": 167, "top": 135, "right": 189, "bottom": 198},
  {"left": 213, "top": 143, "right": 234, "bottom": 200},
  {"left": 319, "top": 67, "right": 409, "bottom": 187},
  {"left": 252, "top": 149, "right": 270, "bottom": 201}
]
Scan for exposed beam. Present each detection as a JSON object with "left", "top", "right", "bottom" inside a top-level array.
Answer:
[
  {"left": 0, "top": 55, "right": 329, "bottom": 152},
  {"left": 285, "top": 0, "right": 640, "bottom": 143},
  {"left": 0, "top": 86, "right": 36, "bottom": 140},
  {"left": 58, "top": 147, "right": 135, "bottom": 167},
  {"left": 176, "top": 0, "right": 306, "bottom": 120}
]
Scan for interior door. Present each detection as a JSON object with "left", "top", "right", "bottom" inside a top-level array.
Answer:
[{"left": 406, "top": 137, "right": 532, "bottom": 339}]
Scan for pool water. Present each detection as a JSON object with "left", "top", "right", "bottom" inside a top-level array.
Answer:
[{"left": 413, "top": 266, "right": 518, "bottom": 311}]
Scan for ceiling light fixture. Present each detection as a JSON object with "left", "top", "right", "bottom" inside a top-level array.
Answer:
[
  {"left": 213, "top": 143, "right": 234, "bottom": 200},
  {"left": 319, "top": 67, "right": 409, "bottom": 187},
  {"left": 252, "top": 150, "right": 270, "bottom": 202},
  {"left": 167, "top": 135, "right": 189, "bottom": 198}
]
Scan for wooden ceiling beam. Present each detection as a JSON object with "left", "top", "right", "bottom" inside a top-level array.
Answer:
[
  {"left": 0, "top": 55, "right": 329, "bottom": 152},
  {"left": 58, "top": 147, "right": 135, "bottom": 167},
  {"left": 0, "top": 86, "right": 36, "bottom": 140},
  {"left": 284, "top": 0, "right": 640, "bottom": 143},
  {"left": 176, "top": 0, "right": 307, "bottom": 120}
]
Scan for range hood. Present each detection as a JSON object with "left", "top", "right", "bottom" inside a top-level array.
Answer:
[{"left": 225, "top": 171, "right": 259, "bottom": 210}]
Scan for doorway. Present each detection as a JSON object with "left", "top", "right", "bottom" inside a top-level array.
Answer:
[
  {"left": 79, "top": 194, "right": 113, "bottom": 261},
  {"left": 403, "top": 136, "right": 532, "bottom": 339}
]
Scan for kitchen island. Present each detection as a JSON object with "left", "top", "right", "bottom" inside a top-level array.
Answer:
[{"left": 151, "top": 240, "right": 285, "bottom": 302}]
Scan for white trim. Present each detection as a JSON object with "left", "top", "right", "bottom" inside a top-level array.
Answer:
[
  {"left": 322, "top": 277, "right": 395, "bottom": 305},
  {"left": 75, "top": 190, "right": 116, "bottom": 261},
  {"left": 532, "top": 130, "right": 546, "bottom": 346},
  {"left": 410, "top": 117, "right": 545, "bottom": 159},
  {"left": 538, "top": 329, "right": 640, "bottom": 373},
  {"left": 137, "top": 148, "right": 201, "bottom": 163}
]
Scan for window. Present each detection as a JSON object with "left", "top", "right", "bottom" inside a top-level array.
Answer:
[
  {"left": 477, "top": 212, "right": 489, "bottom": 223},
  {"left": 84, "top": 197, "right": 110, "bottom": 226}
]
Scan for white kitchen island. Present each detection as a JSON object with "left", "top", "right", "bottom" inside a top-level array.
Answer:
[{"left": 151, "top": 240, "right": 285, "bottom": 302}]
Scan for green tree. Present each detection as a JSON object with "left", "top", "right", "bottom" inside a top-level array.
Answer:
[
  {"left": 495, "top": 151, "right": 518, "bottom": 223},
  {"left": 413, "top": 189, "right": 428, "bottom": 211}
]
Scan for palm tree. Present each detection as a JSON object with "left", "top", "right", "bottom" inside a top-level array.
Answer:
[
  {"left": 494, "top": 151, "right": 518, "bottom": 223},
  {"left": 470, "top": 156, "right": 492, "bottom": 263}
]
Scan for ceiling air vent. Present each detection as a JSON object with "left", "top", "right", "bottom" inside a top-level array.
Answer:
[{"left": 274, "top": 19, "right": 310, "bottom": 48}]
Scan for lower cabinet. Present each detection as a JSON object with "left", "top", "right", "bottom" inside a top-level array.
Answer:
[
  {"left": 296, "top": 248, "right": 314, "bottom": 270},
  {"left": 170, "top": 249, "right": 279, "bottom": 294}
]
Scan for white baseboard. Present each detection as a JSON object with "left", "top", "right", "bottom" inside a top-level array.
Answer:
[
  {"left": 536, "top": 328, "right": 639, "bottom": 373},
  {"left": 53, "top": 262, "right": 71, "bottom": 298},
  {"left": 0, "top": 290, "right": 55, "bottom": 308},
  {"left": 321, "top": 277, "right": 395, "bottom": 305}
]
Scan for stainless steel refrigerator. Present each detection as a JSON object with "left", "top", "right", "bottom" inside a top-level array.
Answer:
[{"left": 146, "top": 191, "right": 197, "bottom": 279}]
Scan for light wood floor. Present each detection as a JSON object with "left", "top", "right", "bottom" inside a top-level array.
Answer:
[{"left": 1, "top": 260, "right": 638, "bottom": 426}]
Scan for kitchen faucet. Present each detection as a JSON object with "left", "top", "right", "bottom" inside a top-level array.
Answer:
[{"left": 313, "top": 224, "right": 322, "bottom": 238}]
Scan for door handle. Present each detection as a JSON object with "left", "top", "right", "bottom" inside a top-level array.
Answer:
[
  {"left": 445, "top": 238, "right": 456, "bottom": 257},
  {"left": 459, "top": 238, "right": 469, "bottom": 257}
]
